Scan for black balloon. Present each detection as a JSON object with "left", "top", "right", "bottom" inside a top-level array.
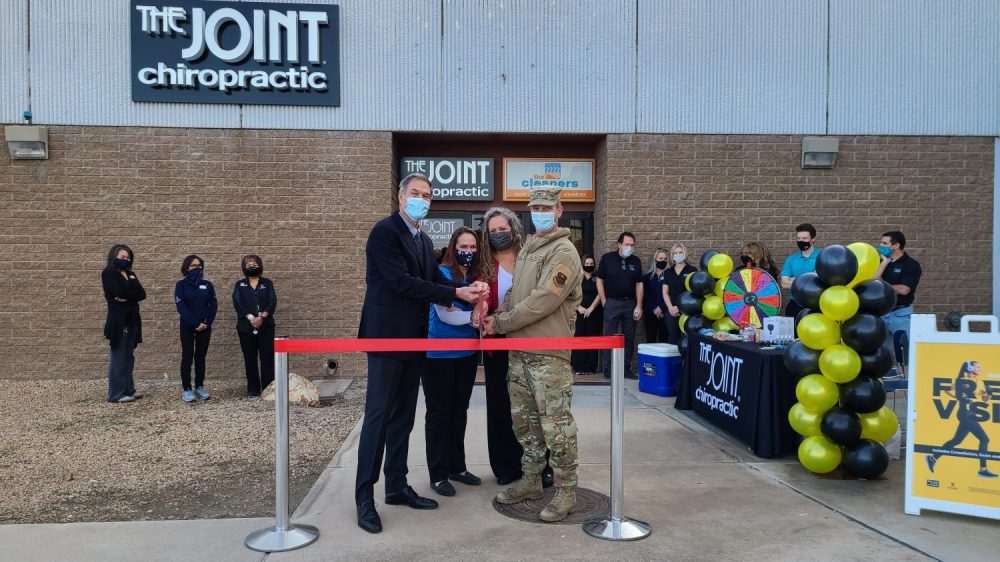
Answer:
[
  {"left": 816, "top": 245, "right": 859, "bottom": 287},
  {"left": 794, "top": 307, "right": 812, "bottom": 330},
  {"left": 699, "top": 250, "right": 719, "bottom": 271},
  {"left": 842, "top": 439, "right": 889, "bottom": 479},
  {"left": 677, "top": 291, "right": 705, "bottom": 316},
  {"left": 789, "top": 272, "right": 827, "bottom": 310},
  {"left": 855, "top": 280, "right": 897, "bottom": 316},
  {"left": 841, "top": 377, "right": 887, "bottom": 413},
  {"left": 678, "top": 336, "right": 689, "bottom": 359},
  {"left": 842, "top": 313, "right": 889, "bottom": 353},
  {"left": 858, "top": 340, "right": 895, "bottom": 378},
  {"left": 783, "top": 340, "right": 822, "bottom": 377},
  {"left": 689, "top": 271, "right": 716, "bottom": 297},
  {"left": 684, "top": 315, "right": 712, "bottom": 334},
  {"left": 820, "top": 407, "right": 862, "bottom": 446}
]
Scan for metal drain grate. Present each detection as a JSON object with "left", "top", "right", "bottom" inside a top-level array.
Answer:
[{"left": 492, "top": 487, "right": 610, "bottom": 525}]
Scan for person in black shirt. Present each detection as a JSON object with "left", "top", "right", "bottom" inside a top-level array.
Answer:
[
  {"left": 101, "top": 244, "right": 146, "bottom": 403},
  {"left": 233, "top": 254, "right": 277, "bottom": 398},
  {"left": 174, "top": 255, "right": 218, "bottom": 403},
  {"left": 596, "top": 232, "right": 643, "bottom": 379},
  {"left": 571, "top": 254, "right": 603, "bottom": 374},
  {"left": 662, "top": 243, "right": 697, "bottom": 345},
  {"left": 926, "top": 361, "right": 997, "bottom": 478},
  {"left": 641, "top": 248, "right": 670, "bottom": 343},
  {"left": 876, "top": 230, "right": 922, "bottom": 347}
]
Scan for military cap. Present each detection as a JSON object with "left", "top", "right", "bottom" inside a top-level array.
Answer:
[{"left": 528, "top": 186, "right": 561, "bottom": 207}]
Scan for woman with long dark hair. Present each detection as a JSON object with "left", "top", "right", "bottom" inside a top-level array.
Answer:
[
  {"left": 571, "top": 253, "right": 602, "bottom": 374},
  {"left": 102, "top": 244, "right": 146, "bottom": 403},
  {"left": 233, "top": 254, "right": 276, "bottom": 397},
  {"left": 174, "top": 254, "right": 218, "bottom": 403},
  {"left": 926, "top": 360, "right": 997, "bottom": 478}
]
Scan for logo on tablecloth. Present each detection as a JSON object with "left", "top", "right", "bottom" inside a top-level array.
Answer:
[{"left": 695, "top": 342, "right": 743, "bottom": 419}]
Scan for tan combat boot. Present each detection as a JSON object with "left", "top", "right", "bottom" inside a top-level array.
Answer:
[
  {"left": 495, "top": 473, "right": 543, "bottom": 504},
  {"left": 539, "top": 486, "right": 576, "bottom": 522}
]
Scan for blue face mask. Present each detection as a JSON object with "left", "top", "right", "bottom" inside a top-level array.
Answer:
[
  {"left": 877, "top": 245, "right": 892, "bottom": 257},
  {"left": 621, "top": 246, "right": 634, "bottom": 258},
  {"left": 531, "top": 211, "right": 556, "bottom": 233},
  {"left": 404, "top": 197, "right": 430, "bottom": 221},
  {"left": 186, "top": 267, "right": 203, "bottom": 283}
]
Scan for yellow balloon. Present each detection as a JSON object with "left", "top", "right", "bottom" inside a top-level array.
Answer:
[
  {"left": 715, "top": 278, "right": 727, "bottom": 297},
  {"left": 707, "top": 253, "right": 734, "bottom": 279},
  {"left": 859, "top": 406, "right": 899, "bottom": 442},
  {"left": 797, "top": 313, "right": 841, "bottom": 350},
  {"left": 819, "top": 285, "right": 860, "bottom": 321},
  {"left": 819, "top": 344, "right": 862, "bottom": 383},
  {"left": 713, "top": 317, "right": 739, "bottom": 332},
  {"left": 796, "top": 374, "right": 840, "bottom": 412},
  {"left": 788, "top": 402, "right": 824, "bottom": 437},
  {"left": 703, "top": 296, "right": 726, "bottom": 320},
  {"left": 798, "top": 435, "right": 843, "bottom": 474},
  {"left": 679, "top": 314, "right": 689, "bottom": 334},
  {"left": 684, "top": 273, "right": 694, "bottom": 291},
  {"left": 847, "top": 242, "right": 880, "bottom": 288}
]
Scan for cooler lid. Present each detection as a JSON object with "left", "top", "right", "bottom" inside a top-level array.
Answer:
[{"left": 637, "top": 343, "right": 679, "bottom": 357}]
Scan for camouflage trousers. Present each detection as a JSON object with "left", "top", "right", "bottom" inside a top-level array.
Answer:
[{"left": 508, "top": 351, "right": 578, "bottom": 489}]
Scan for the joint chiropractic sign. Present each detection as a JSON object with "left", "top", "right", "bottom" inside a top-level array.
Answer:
[
  {"left": 400, "top": 157, "right": 494, "bottom": 201},
  {"left": 131, "top": 1, "right": 340, "bottom": 106}
]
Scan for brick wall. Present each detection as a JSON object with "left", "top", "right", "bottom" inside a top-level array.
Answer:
[
  {"left": 597, "top": 134, "right": 994, "bottom": 325},
  {"left": 0, "top": 127, "right": 392, "bottom": 380}
]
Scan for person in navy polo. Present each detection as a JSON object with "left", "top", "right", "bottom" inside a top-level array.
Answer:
[
  {"left": 232, "top": 254, "right": 276, "bottom": 398},
  {"left": 174, "top": 254, "right": 218, "bottom": 403},
  {"left": 780, "top": 223, "right": 820, "bottom": 318},
  {"left": 876, "top": 230, "right": 922, "bottom": 347}
]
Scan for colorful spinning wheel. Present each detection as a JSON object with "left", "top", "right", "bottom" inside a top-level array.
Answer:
[{"left": 723, "top": 267, "right": 782, "bottom": 328}]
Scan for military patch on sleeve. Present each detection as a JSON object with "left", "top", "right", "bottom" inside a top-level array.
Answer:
[{"left": 545, "top": 263, "right": 573, "bottom": 295}]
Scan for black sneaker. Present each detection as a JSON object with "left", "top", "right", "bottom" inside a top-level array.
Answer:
[
  {"left": 926, "top": 455, "right": 936, "bottom": 473},
  {"left": 978, "top": 468, "right": 998, "bottom": 479}
]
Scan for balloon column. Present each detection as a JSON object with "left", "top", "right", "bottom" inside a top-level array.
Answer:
[
  {"left": 785, "top": 243, "right": 899, "bottom": 479},
  {"left": 677, "top": 251, "right": 740, "bottom": 360}
]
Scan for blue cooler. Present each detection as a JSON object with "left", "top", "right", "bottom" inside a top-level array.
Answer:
[{"left": 637, "top": 343, "right": 682, "bottom": 397}]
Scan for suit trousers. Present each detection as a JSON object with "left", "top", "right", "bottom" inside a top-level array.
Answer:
[
  {"left": 603, "top": 298, "right": 637, "bottom": 376},
  {"left": 482, "top": 346, "right": 523, "bottom": 481},
  {"left": 355, "top": 353, "right": 422, "bottom": 504},
  {"left": 237, "top": 324, "right": 275, "bottom": 395},
  {"left": 421, "top": 353, "right": 478, "bottom": 483}
]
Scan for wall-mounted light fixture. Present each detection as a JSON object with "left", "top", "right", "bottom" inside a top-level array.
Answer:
[
  {"left": 801, "top": 137, "right": 838, "bottom": 169},
  {"left": 5, "top": 125, "right": 49, "bottom": 160}
]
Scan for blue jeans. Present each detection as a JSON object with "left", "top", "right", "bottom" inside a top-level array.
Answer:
[{"left": 882, "top": 305, "right": 913, "bottom": 356}]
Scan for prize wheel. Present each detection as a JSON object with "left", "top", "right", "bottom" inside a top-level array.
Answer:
[{"left": 722, "top": 267, "right": 781, "bottom": 328}]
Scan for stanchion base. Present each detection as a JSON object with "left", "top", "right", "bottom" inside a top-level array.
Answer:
[
  {"left": 583, "top": 516, "right": 651, "bottom": 541},
  {"left": 245, "top": 524, "right": 319, "bottom": 552}
]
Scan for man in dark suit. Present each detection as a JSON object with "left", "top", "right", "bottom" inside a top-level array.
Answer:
[{"left": 355, "top": 173, "right": 485, "bottom": 534}]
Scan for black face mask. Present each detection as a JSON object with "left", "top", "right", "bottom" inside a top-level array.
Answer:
[
  {"left": 114, "top": 258, "right": 131, "bottom": 270},
  {"left": 244, "top": 266, "right": 262, "bottom": 277},
  {"left": 796, "top": 240, "right": 811, "bottom": 252},
  {"left": 583, "top": 265, "right": 596, "bottom": 273},
  {"left": 489, "top": 232, "right": 513, "bottom": 251},
  {"left": 739, "top": 255, "right": 752, "bottom": 266},
  {"left": 655, "top": 260, "right": 669, "bottom": 270}
]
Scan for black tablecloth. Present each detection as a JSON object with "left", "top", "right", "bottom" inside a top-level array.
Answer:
[{"left": 676, "top": 333, "right": 799, "bottom": 458}]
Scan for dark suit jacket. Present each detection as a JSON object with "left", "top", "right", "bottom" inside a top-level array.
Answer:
[{"left": 358, "top": 213, "right": 457, "bottom": 359}]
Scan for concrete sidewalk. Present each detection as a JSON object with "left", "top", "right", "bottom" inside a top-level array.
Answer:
[{"left": 2, "top": 382, "right": 995, "bottom": 561}]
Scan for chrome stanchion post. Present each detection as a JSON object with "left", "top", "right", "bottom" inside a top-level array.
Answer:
[
  {"left": 246, "top": 339, "right": 319, "bottom": 552},
  {"left": 583, "top": 346, "right": 651, "bottom": 541}
]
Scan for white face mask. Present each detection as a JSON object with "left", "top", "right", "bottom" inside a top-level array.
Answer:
[
  {"left": 621, "top": 246, "right": 634, "bottom": 258},
  {"left": 673, "top": 254, "right": 685, "bottom": 264}
]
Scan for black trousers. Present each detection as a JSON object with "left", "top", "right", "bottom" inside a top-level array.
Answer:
[
  {"left": 571, "top": 309, "right": 603, "bottom": 373},
  {"left": 785, "top": 299, "right": 804, "bottom": 320},
  {"left": 482, "top": 346, "right": 523, "bottom": 481},
  {"left": 238, "top": 324, "right": 275, "bottom": 395},
  {"left": 421, "top": 354, "right": 478, "bottom": 483},
  {"left": 179, "top": 327, "right": 211, "bottom": 390},
  {"left": 355, "top": 353, "right": 422, "bottom": 504},
  {"left": 664, "top": 313, "right": 684, "bottom": 345},
  {"left": 935, "top": 410, "right": 990, "bottom": 469},
  {"left": 603, "top": 298, "right": 637, "bottom": 376},
  {"left": 107, "top": 323, "right": 138, "bottom": 402},
  {"left": 643, "top": 313, "right": 669, "bottom": 343}
]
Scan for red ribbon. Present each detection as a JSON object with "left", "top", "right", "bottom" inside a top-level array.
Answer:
[{"left": 274, "top": 336, "right": 624, "bottom": 354}]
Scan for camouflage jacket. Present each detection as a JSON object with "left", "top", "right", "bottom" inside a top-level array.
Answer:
[{"left": 494, "top": 227, "right": 582, "bottom": 361}]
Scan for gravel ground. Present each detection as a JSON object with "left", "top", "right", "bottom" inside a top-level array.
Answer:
[{"left": 0, "top": 377, "right": 365, "bottom": 524}]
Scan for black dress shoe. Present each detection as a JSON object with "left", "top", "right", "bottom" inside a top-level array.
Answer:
[
  {"left": 356, "top": 500, "right": 382, "bottom": 534},
  {"left": 496, "top": 474, "right": 520, "bottom": 486},
  {"left": 431, "top": 480, "right": 456, "bottom": 496},
  {"left": 624, "top": 370, "right": 638, "bottom": 380},
  {"left": 541, "top": 466, "right": 554, "bottom": 489},
  {"left": 449, "top": 471, "right": 482, "bottom": 486},
  {"left": 385, "top": 486, "right": 439, "bottom": 509}
]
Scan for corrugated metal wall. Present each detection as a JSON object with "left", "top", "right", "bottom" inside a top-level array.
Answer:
[
  {"left": 829, "top": 0, "right": 1000, "bottom": 135},
  {"left": 638, "top": 0, "right": 827, "bottom": 134},
  {"left": 1, "top": 0, "right": 29, "bottom": 123},
  {"left": 8, "top": 0, "right": 1000, "bottom": 134}
]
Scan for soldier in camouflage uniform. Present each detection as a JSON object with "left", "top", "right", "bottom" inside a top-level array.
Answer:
[{"left": 482, "top": 186, "right": 582, "bottom": 522}]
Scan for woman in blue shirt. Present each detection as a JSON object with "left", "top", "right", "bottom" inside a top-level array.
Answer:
[
  {"left": 232, "top": 254, "right": 277, "bottom": 397},
  {"left": 422, "top": 227, "right": 484, "bottom": 497},
  {"left": 174, "top": 255, "right": 218, "bottom": 403}
]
